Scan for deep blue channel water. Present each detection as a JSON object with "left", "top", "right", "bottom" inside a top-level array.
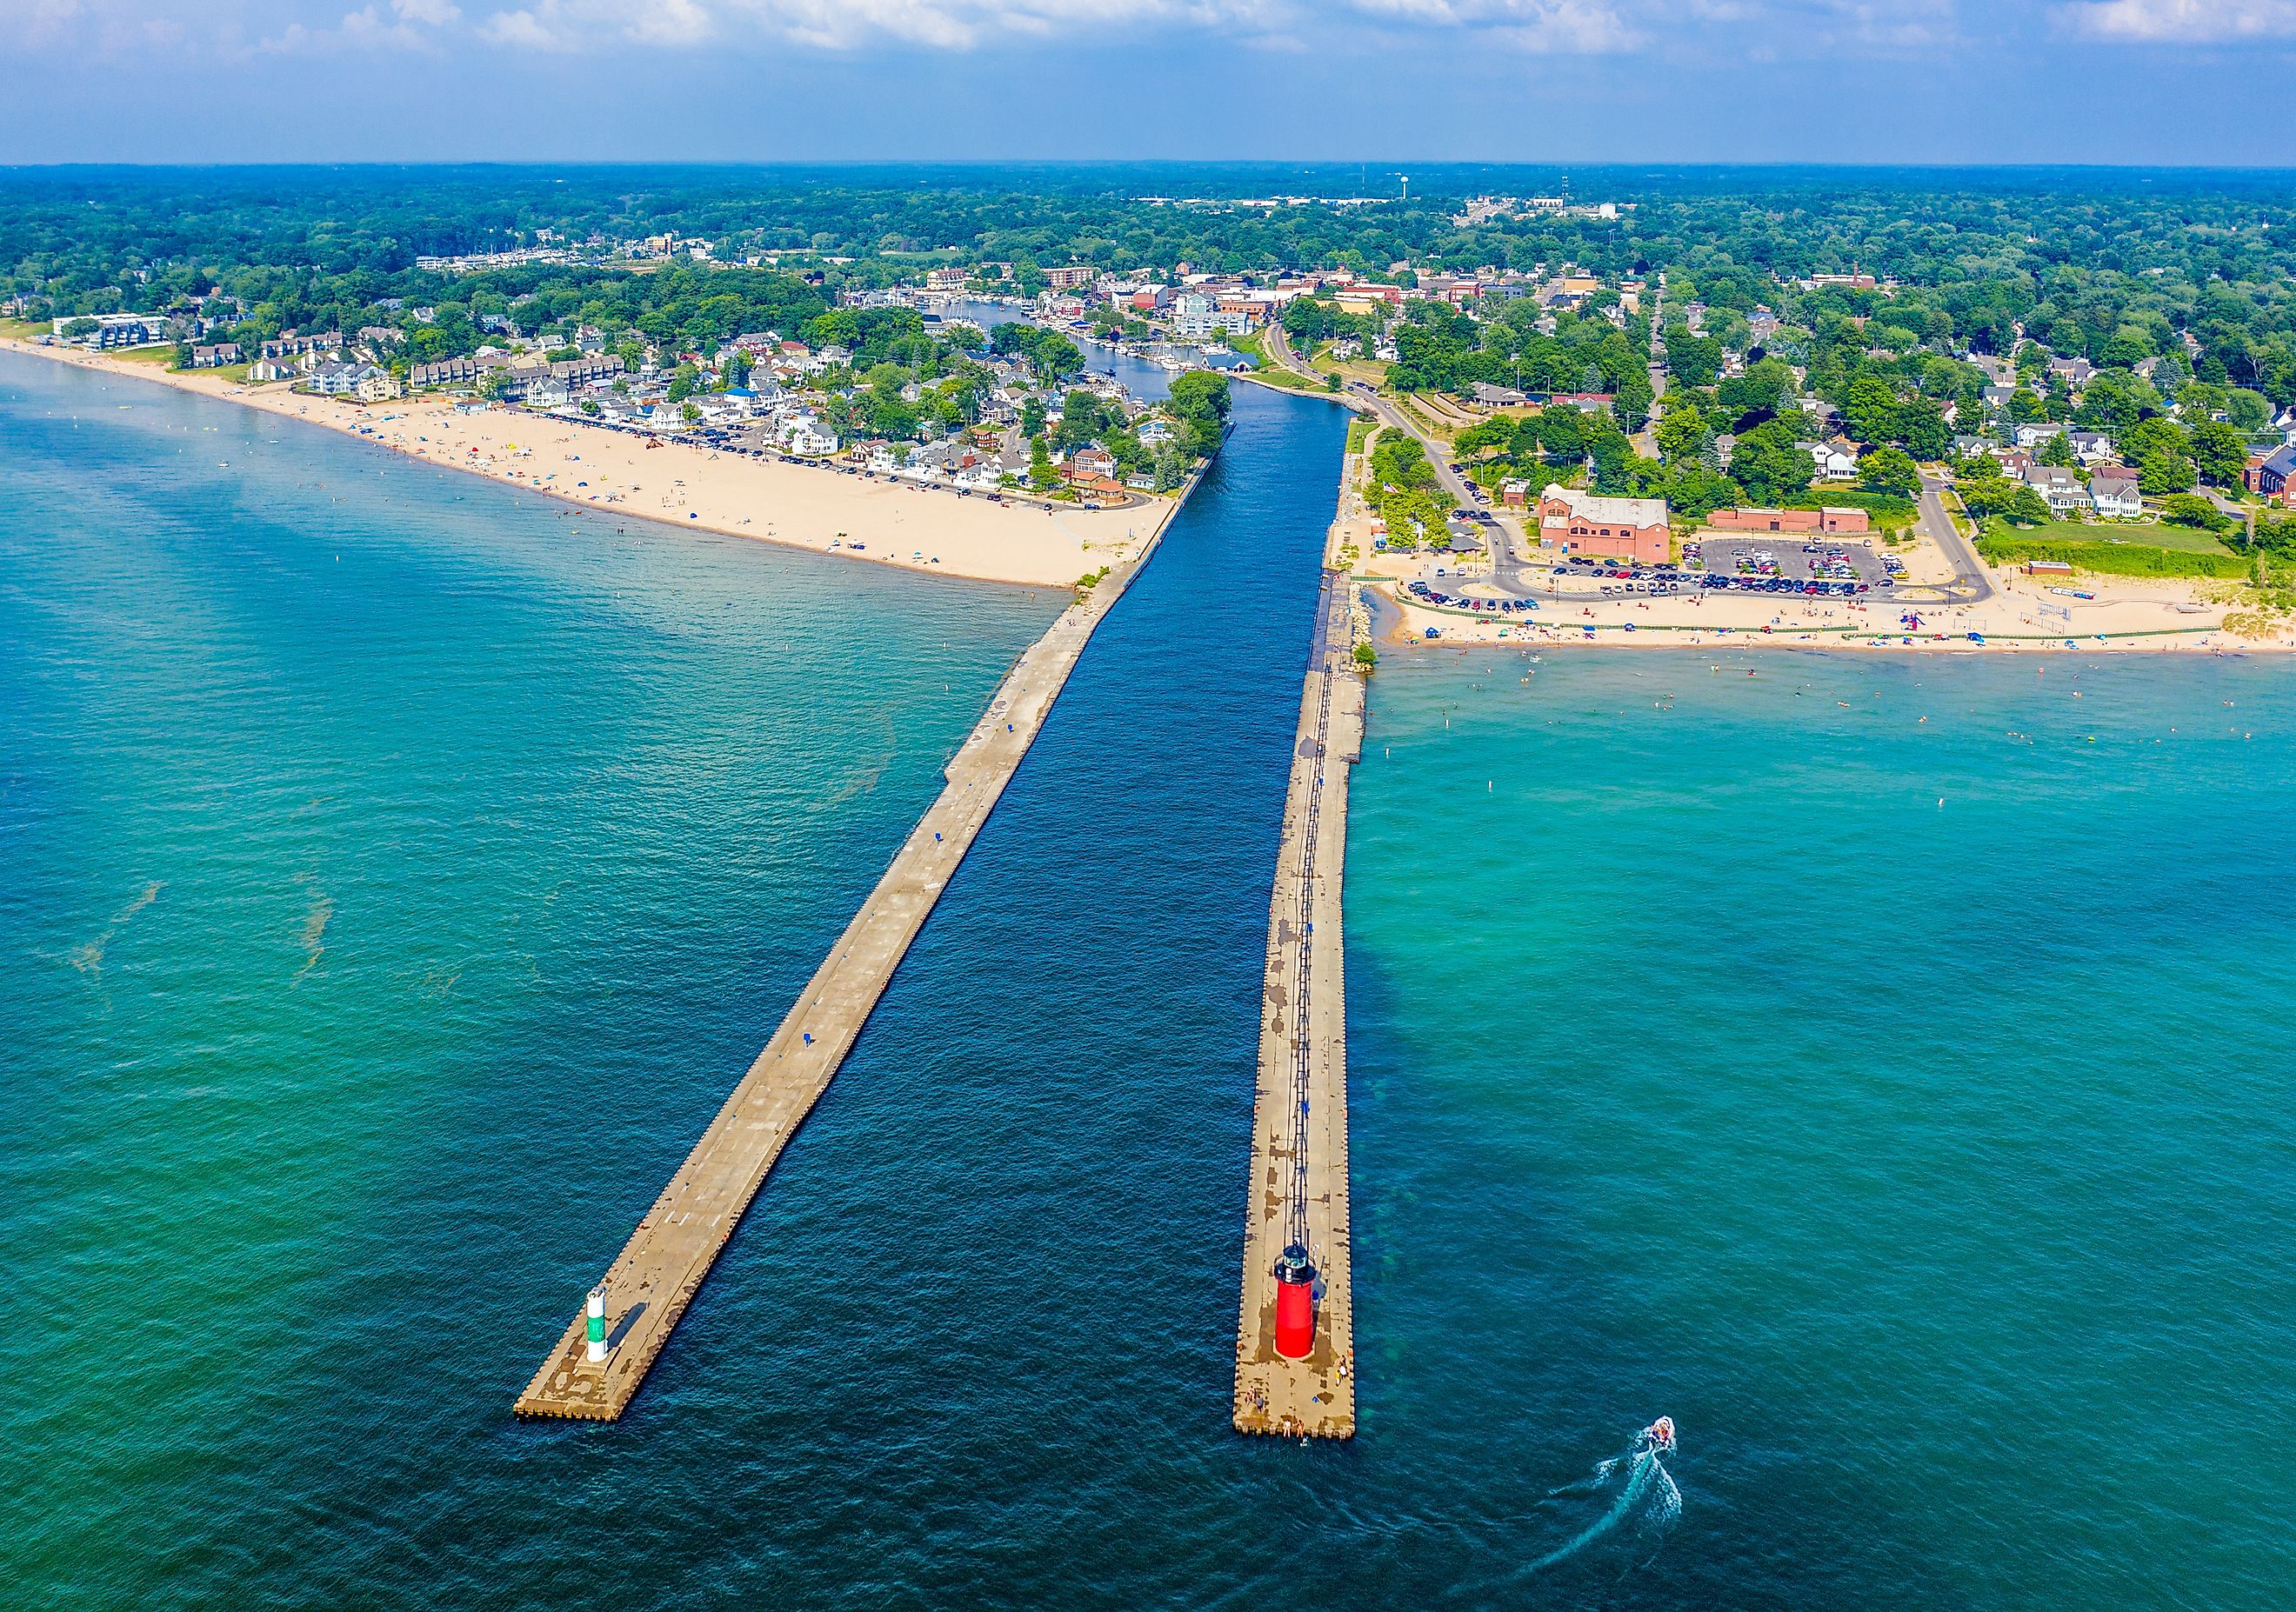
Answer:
[{"left": 5, "top": 347, "right": 2292, "bottom": 1609}]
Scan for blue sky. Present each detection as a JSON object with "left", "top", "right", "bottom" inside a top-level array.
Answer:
[{"left": 3, "top": 0, "right": 2293, "bottom": 166}]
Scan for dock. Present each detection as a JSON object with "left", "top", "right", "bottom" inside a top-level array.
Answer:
[
  {"left": 1232, "top": 564, "right": 1364, "bottom": 1438},
  {"left": 515, "top": 522, "right": 1170, "bottom": 1421}
]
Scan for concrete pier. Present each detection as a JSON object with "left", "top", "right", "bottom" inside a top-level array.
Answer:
[
  {"left": 516, "top": 519, "right": 1172, "bottom": 1422},
  {"left": 1233, "top": 565, "right": 1364, "bottom": 1439}
]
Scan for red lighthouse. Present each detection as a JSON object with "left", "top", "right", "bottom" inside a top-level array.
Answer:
[{"left": 1272, "top": 1242, "right": 1318, "bottom": 1360}]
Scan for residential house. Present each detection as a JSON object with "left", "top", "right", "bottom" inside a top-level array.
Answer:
[
  {"left": 2023, "top": 465, "right": 2086, "bottom": 516},
  {"left": 1803, "top": 440, "right": 1859, "bottom": 480},
  {"left": 780, "top": 416, "right": 839, "bottom": 456},
  {"left": 2046, "top": 355, "right": 2095, "bottom": 390},
  {"left": 247, "top": 356, "right": 298, "bottom": 383},
  {"left": 189, "top": 343, "right": 242, "bottom": 368},
  {"left": 2068, "top": 430, "right": 2114, "bottom": 463},
  {"left": 1470, "top": 382, "right": 1528, "bottom": 406},
  {"left": 1536, "top": 484, "right": 1671, "bottom": 564},
  {"left": 355, "top": 369, "right": 404, "bottom": 403},
  {"left": 2014, "top": 422, "right": 2067, "bottom": 450},
  {"left": 2089, "top": 473, "right": 2142, "bottom": 519},
  {"left": 1063, "top": 445, "right": 1116, "bottom": 481},
  {"left": 924, "top": 266, "right": 970, "bottom": 291}
]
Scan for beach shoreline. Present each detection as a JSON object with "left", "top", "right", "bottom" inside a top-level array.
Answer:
[
  {"left": 0, "top": 336, "right": 1177, "bottom": 589},
  {"left": 1373, "top": 577, "right": 2296, "bottom": 655}
]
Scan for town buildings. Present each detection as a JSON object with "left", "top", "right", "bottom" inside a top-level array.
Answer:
[{"left": 1536, "top": 484, "right": 1671, "bottom": 563}]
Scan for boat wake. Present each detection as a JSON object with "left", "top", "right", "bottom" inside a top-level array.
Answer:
[{"left": 1525, "top": 1417, "right": 1682, "bottom": 1575}]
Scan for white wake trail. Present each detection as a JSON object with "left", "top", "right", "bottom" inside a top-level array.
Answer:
[{"left": 1525, "top": 1422, "right": 1680, "bottom": 1575}]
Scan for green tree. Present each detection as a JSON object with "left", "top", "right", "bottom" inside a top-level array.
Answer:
[
  {"left": 1165, "top": 370, "right": 1232, "bottom": 457},
  {"left": 2187, "top": 419, "right": 2247, "bottom": 488},
  {"left": 1859, "top": 446, "right": 1919, "bottom": 496},
  {"left": 2000, "top": 485, "right": 2052, "bottom": 527},
  {"left": 2226, "top": 388, "right": 2271, "bottom": 432},
  {"left": 1654, "top": 397, "right": 1708, "bottom": 463},
  {"left": 2159, "top": 492, "right": 2227, "bottom": 530},
  {"left": 1613, "top": 368, "right": 1654, "bottom": 432},
  {"left": 2139, "top": 451, "right": 2196, "bottom": 496},
  {"left": 1730, "top": 419, "right": 1813, "bottom": 503}
]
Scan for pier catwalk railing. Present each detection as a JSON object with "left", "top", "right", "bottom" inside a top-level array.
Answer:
[
  {"left": 515, "top": 532, "right": 1165, "bottom": 1422},
  {"left": 1233, "top": 567, "right": 1363, "bottom": 1439}
]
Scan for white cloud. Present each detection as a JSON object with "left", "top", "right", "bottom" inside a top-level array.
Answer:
[
  {"left": 262, "top": 0, "right": 459, "bottom": 50},
  {"left": 464, "top": 0, "right": 1639, "bottom": 50},
  {"left": 2057, "top": 0, "right": 2296, "bottom": 39},
  {"left": 6, "top": 0, "right": 1994, "bottom": 58},
  {"left": 1352, "top": 0, "right": 1639, "bottom": 49}
]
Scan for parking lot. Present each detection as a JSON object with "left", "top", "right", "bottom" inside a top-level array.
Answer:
[{"left": 1693, "top": 536, "right": 1892, "bottom": 586}]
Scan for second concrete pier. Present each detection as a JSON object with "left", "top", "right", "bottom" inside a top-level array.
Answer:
[{"left": 1233, "top": 565, "right": 1364, "bottom": 1439}]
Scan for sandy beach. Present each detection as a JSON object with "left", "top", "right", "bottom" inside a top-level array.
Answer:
[
  {"left": 1378, "top": 572, "right": 2296, "bottom": 654},
  {"left": 0, "top": 337, "right": 1171, "bottom": 588}
]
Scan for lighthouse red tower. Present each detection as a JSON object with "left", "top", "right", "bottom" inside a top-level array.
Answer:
[{"left": 1272, "top": 1242, "right": 1318, "bottom": 1360}]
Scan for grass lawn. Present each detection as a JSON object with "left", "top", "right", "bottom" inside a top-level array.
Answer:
[
  {"left": 1240, "top": 363, "right": 1331, "bottom": 394},
  {"left": 1986, "top": 516, "right": 2233, "bottom": 556},
  {"left": 107, "top": 345, "right": 177, "bottom": 367},
  {"left": 1346, "top": 417, "right": 1374, "bottom": 456},
  {"left": 0, "top": 318, "right": 49, "bottom": 341}
]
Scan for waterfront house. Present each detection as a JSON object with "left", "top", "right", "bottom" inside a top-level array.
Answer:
[
  {"left": 2022, "top": 464, "right": 2086, "bottom": 515},
  {"left": 2089, "top": 473, "right": 2141, "bottom": 519}
]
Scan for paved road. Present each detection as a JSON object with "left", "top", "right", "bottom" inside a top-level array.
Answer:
[
  {"left": 1265, "top": 322, "right": 1540, "bottom": 594},
  {"left": 1916, "top": 473, "right": 1997, "bottom": 603}
]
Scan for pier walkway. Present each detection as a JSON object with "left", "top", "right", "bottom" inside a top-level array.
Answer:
[
  {"left": 516, "top": 529, "right": 1166, "bottom": 1421},
  {"left": 1233, "top": 565, "right": 1364, "bottom": 1439}
]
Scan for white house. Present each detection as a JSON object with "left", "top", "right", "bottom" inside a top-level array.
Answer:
[
  {"left": 2089, "top": 474, "right": 2142, "bottom": 519},
  {"left": 2023, "top": 464, "right": 2086, "bottom": 515},
  {"left": 1803, "top": 440, "right": 1859, "bottom": 479},
  {"left": 781, "top": 416, "right": 839, "bottom": 456}
]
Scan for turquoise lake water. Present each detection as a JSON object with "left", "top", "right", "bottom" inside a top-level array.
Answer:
[{"left": 4, "top": 348, "right": 2292, "bottom": 1608}]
